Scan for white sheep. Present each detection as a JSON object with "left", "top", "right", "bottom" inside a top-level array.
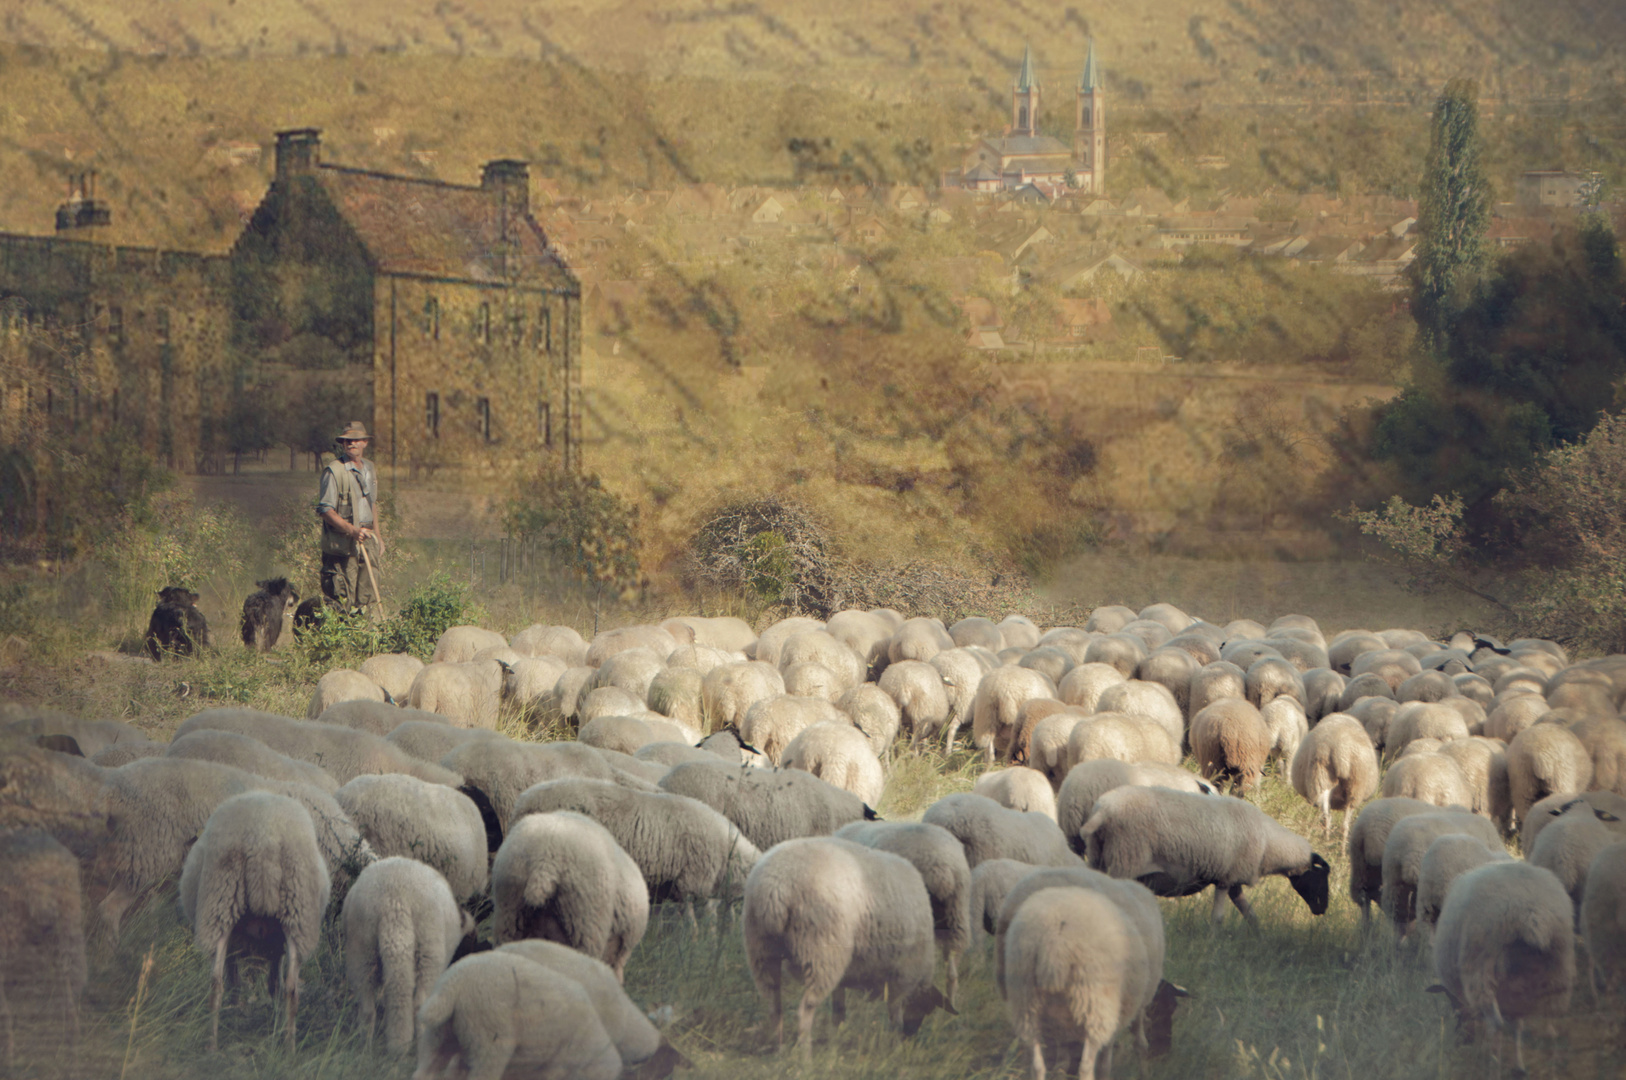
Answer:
[
  {"left": 1065, "top": 712, "right": 1179, "bottom": 770},
  {"left": 577, "top": 714, "right": 663, "bottom": 755},
  {"left": 490, "top": 811, "right": 649, "bottom": 979},
  {"left": 591, "top": 648, "right": 666, "bottom": 702},
  {"left": 660, "top": 615, "right": 755, "bottom": 654},
  {"left": 1383, "top": 701, "right": 1470, "bottom": 762},
  {"left": 509, "top": 623, "right": 589, "bottom": 666},
  {"left": 778, "top": 630, "right": 865, "bottom": 692},
  {"left": 413, "top": 951, "right": 623, "bottom": 1079},
  {"left": 949, "top": 615, "right": 1005, "bottom": 651},
  {"left": 1058, "top": 661, "right": 1127, "bottom": 713},
  {"left": 834, "top": 820, "right": 973, "bottom": 1008},
  {"left": 307, "top": 668, "right": 388, "bottom": 718},
  {"left": 179, "top": 791, "right": 330, "bottom": 1051},
  {"left": 1429, "top": 860, "right": 1574, "bottom": 1073},
  {"left": 1415, "top": 834, "right": 1511, "bottom": 934},
  {"left": 1093, "top": 679, "right": 1183, "bottom": 748},
  {"left": 1580, "top": 840, "right": 1626, "bottom": 996},
  {"left": 1346, "top": 796, "right": 1445, "bottom": 923},
  {"left": 166, "top": 728, "right": 340, "bottom": 793},
  {"left": 335, "top": 774, "right": 489, "bottom": 904},
  {"left": 497, "top": 940, "right": 689, "bottom": 1076},
  {"left": 1507, "top": 723, "right": 1595, "bottom": 822},
  {"left": 781, "top": 661, "right": 843, "bottom": 702},
  {"left": 647, "top": 666, "right": 705, "bottom": 729},
  {"left": 1135, "top": 647, "right": 1199, "bottom": 719},
  {"left": 974, "top": 767, "right": 1058, "bottom": 820},
  {"left": 510, "top": 777, "right": 760, "bottom": 909},
  {"left": 878, "top": 660, "right": 951, "bottom": 742},
  {"left": 701, "top": 661, "right": 787, "bottom": 731},
  {"left": 319, "top": 701, "right": 450, "bottom": 737},
  {"left": 662, "top": 643, "right": 736, "bottom": 675},
  {"left": 1083, "top": 784, "right": 1330, "bottom": 924},
  {"left": 1260, "top": 696, "right": 1308, "bottom": 769},
  {"left": 835, "top": 683, "right": 903, "bottom": 757},
  {"left": 0, "top": 828, "right": 85, "bottom": 1069},
  {"left": 383, "top": 720, "right": 501, "bottom": 767},
  {"left": 922, "top": 792, "right": 1079, "bottom": 869},
  {"left": 1003, "top": 886, "right": 1165, "bottom": 1080},
  {"left": 742, "top": 837, "right": 952, "bottom": 1060},
  {"left": 342, "top": 856, "right": 466, "bottom": 1053},
  {"left": 1527, "top": 798, "right": 1626, "bottom": 918},
  {"left": 586, "top": 624, "right": 680, "bottom": 668},
  {"left": 1026, "top": 710, "right": 1089, "bottom": 787},
  {"left": 888, "top": 616, "right": 956, "bottom": 664},
  {"left": 740, "top": 694, "right": 847, "bottom": 765},
  {"left": 1188, "top": 660, "right": 1248, "bottom": 718},
  {"left": 576, "top": 685, "right": 645, "bottom": 726},
  {"left": 441, "top": 737, "right": 644, "bottom": 837},
  {"left": 929, "top": 647, "right": 990, "bottom": 748},
  {"left": 357, "top": 653, "right": 425, "bottom": 703},
  {"left": 1380, "top": 809, "right": 1502, "bottom": 940},
  {"left": 174, "top": 708, "right": 462, "bottom": 787},
  {"left": 658, "top": 759, "right": 876, "bottom": 851},
  {"left": 429, "top": 625, "right": 508, "bottom": 664},
  {"left": 1189, "top": 699, "right": 1271, "bottom": 792},
  {"left": 780, "top": 722, "right": 885, "bottom": 808},
  {"left": 1380, "top": 751, "right": 1474, "bottom": 809},
  {"left": 751, "top": 616, "right": 826, "bottom": 666},
  {"left": 1288, "top": 713, "right": 1379, "bottom": 841},
  {"left": 1055, "top": 759, "right": 1216, "bottom": 851},
  {"left": 968, "top": 858, "right": 1036, "bottom": 937}
]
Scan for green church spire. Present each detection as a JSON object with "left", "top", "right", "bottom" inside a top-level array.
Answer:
[
  {"left": 1016, "top": 45, "right": 1039, "bottom": 91},
  {"left": 1080, "top": 39, "right": 1102, "bottom": 91}
]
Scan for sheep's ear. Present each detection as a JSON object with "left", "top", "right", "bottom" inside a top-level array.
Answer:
[
  {"left": 37, "top": 734, "right": 84, "bottom": 757},
  {"left": 1166, "top": 982, "right": 1193, "bottom": 999}
]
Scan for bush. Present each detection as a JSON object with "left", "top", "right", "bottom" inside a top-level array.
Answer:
[
  {"left": 299, "top": 572, "right": 481, "bottom": 664},
  {"left": 104, "top": 490, "right": 248, "bottom": 620},
  {"left": 504, "top": 466, "right": 641, "bottom": 599},
  {"left": 687, "top": 497, "right": 838, "bottom": 616}
]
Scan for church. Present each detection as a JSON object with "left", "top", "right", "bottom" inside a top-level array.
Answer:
[{"left": 952, "top": 42, "right": 1105, "bottom": 196}]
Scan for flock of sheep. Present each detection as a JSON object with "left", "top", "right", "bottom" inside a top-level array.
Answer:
[{"left": 5, "top": 602, "right": 1626, "bottom": 1079}]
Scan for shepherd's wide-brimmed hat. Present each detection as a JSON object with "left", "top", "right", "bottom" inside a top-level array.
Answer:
[{"left": 335, "top": 421, "right": 370, "bottom": 442}]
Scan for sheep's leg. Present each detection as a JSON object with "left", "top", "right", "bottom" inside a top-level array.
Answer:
[
  {"left": 285, "top": 942, "right": 299, "bottom": 1052},
  {"left": 1029, "top": 1036, "right": 1047, "bottom": 1080},
  {"left": 1340, "top": 809, "right": 1352, "bottom": 849},
  {"left": 684, "top": 901, "right": 699, "bottom": 940},
  {"left": 209, "top": 935, "right": 228, "bottom": 1052},
  {"left": 767, "top": 962, "right": 784, "bottom": 1052},
  {"left": 1513, "top": 1019, "right": 1526, "bottom": 1074},
  {"left": 359, "top": 974, "right": 377, "bottom": 1050},
  {"left": 946, "top": 948, "right": 959, "bottom": 1011},
  {"left": 99, "top": 882, "right": 138, "bottom": 941},
  {"left": 462, "top": 1033, "right": 518, "bottom": 1080},
  {"left": 1078, "top": 1036, "right": 1101, "bottom": 1080},
  {"left": 1318, "top": 789, "right": 1332, "bottom": 836},
  {"left": 1210, "top": 884, "right": 1229, "bottom": 925},
  {"left": 797, "top": 988, "right": 821, "bottom": 1063},
  {"left": 1228, "top": 885, "right": 1259, "bottom": 926}
]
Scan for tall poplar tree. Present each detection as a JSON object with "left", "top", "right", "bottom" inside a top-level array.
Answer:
[{"left": 1412, "top": 78, "right": 1490, "bottom": 349}]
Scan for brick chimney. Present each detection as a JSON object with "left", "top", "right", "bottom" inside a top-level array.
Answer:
[
  {"left": 275, "top": 128, "right": 322, "bottom": 178},
  {"left": 481, "top": 159, "right": 530, "bottom": 220}
]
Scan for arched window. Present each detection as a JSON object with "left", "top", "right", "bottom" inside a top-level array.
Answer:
[
  {"left": 477, "top": 397, "right": 493, "bottom": 442},
  {"left": 539, "top": 401, "right": 552, "bottom": 447},
  {"left": 478, "top": 302, "right": 491, "bottom": 343},
  {"left": 423, "top": 297, "right": 440, "bottom": 339},
  {"left": 1018, "top": 106, "right": 1028, "bottom": 129},
  {"left": 425, "top": 393, "right": 440, "bottom": 438},
  {"left": 538, "top": 306, "right": 552, "bottom": 353}
]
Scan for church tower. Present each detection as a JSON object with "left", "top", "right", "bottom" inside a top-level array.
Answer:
[
  {"left": 1011, "top": 45, "right": 1040, "bottom": 137},
  {"left": 1075, "top": 40, "right": 1105, "bottom": 193}
]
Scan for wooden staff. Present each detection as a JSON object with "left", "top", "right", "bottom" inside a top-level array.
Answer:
[{"left": 357, "top": 535, "right": 386, "bottom": 621}]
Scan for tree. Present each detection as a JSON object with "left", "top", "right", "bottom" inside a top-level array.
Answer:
[
  {"left": 1411, "top": 79, "right": 1489, "bottom": 350},
  {"left": 503, "top": 466, "right": 641, "bottom": 626}
]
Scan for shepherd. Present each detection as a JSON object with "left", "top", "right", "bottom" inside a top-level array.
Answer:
[{"left": 316, "top": 420, "right": 386, "bottom": 618}]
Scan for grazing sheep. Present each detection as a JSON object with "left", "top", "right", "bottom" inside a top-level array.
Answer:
[
  {"left": 778, "top": 631, "right": 865, "bottom": 694},
  {"left": 949, "top": 616, "right": 1005, "bottom": 652},
  {"left": 835, "top": 684, "right": 902, "bottom": 757},
  {"left": 490, "top": 811, "right": 648, "bottom": 979},
  {"left": 0, "top": 828, "right": 85, "bottom": 1070},
  {"left": 1347, "top": 797, "right": 1444, "bottom": 923},
  {"left": 998, "top": 616, "right": 1042, "bottom": 651},
  {"left": 752, "top": 617, "right": 825, "bottom": 666},
  {"left": 591, "top": 648, "right": 666, "bottom": 703},
  {"left": 889, "top": 617, "right": 956, "bottom": 664},
  {"left": 879, "top": 660, "right": 952, "bottom": 742},
  {"left": 307, "top": 669, "right": 389, "bottom": 718},
  {"left": 552, "top": 667, "right": 596, "bottom": 721},
  {"left": 780, "top": 722, "right": 885, "bottom": 808},
  {"left": 1082, "top": 785, "right": 1330, "bottom": 924},
  {"left": 383, "top": 721, "right": 500, "bottom": 769},
  {"left": 1188, "top": 661, "right": 1247, "bottom": 719},
  {"left": 1004, "top": 886, "right": 1178, "bottom": 1080},
  {"left": 1340, "top": 673, "right": 1397, "bottom": 714},
  {"left": 318, "top": 701, "right": 447, "bottom": 738},
  {"left": 835, "top": 821, "right": 973, "bottom": 1008},
  {"left": 578, "top": 685, "right": 645, "bottom": 726},
  {"left": 1380, "top": 810, "right": 1503, "bottom": 940},
  {"left": 342, "top": 857, "right": 465, "bottom": 1053},
  {"left": 922, "top": 793, "right": 1079, "bottom": 870},
  {"left": 1084, "top": 634, "right": 1148, "bottom": 679},
  {"left": 1055, "top": 760, "right": 1216, "bottom": 853},
  {"left": 647, "top": 666, "right": 705, "bottom": 729},
  {"left": 821, "top": 610, "right": 894, "bottom": 676},
  {"left": 1093, "top": 680, "right": 1183, "bottom": 749},
  {"left": 1429, "top": 861, "right": 1574, "bottom": 1073},
  {"left": 663, "top": 644, "right": 736, "bottom": 676},
  {"left": 701, "top": 661, "right": 787, "bottom": 732},
  {"left": 658, "top": 760, "right": 876, "bottom": 852},
  {"left": 174, "top": 708, "right": 462, "bottom": 787},
  {"left": 146, "top": 586, "right": 211, "bottom": 660},
  {"left": 357, "top": 653, "right": 425, "bottom": 704},
  {"left": 3, "top": 713, "right": 149, "bottom": 759},
  {"left": 497, "top": 941, "right": 689, "bottom": 1078},
  {"left": 1351, "top": 648, "right": 1423, "bottom": 691},
  {"left": 1507, "top": 723, "right": 1595, "bottom": 822},
  {"left": 335, "top": 774, "right": 489, "bottom": 905},
  {"left": 1570, "top": 716, "right": 1626, "bottom": 796},
  {"left": 1260, "top": 696, "right": 1308, "bottom": 768},
  {"left": 1027, "top": 711, "right": 1089, "bottom": 788},
  {"left": 166, "top": 729, "right": 339, "bottom": 793},
  {"left": 1288, "top": 714, "right": 1379, "bottom": 842},
  {"left": 1521, "top": 789, "right": 1626, "bottom": 856},
  {"left": 661, "top": 615, "right": 756, "bottom": 654},
  {"left": 1189, "top": 699, "right": 1272, "bottom": 792},
  {"left": 179, "top": 792, "right": 330, "bottom": 1051},
  {"left": 1415, "top": 834, "right": 1512, "bottom": 933},
  {"left": 1067, "top": 712, "right": 1180, "bottom": 769},
  {"left": 696, "top": 726, "right": 769, "bottom": 766},
  {"left": 974, "top": 767, "right": 1058, "bottom": 820},
  {"left": 972, "top": 667, "right": 1058, "bottom": 764},
  {"left": 1246, "top": 657, "right": 1305, "bottom": 712},
  {"left": 1436, "top": 737, "right": 1511, "bottom": 828},
  {"left": 1483, "top": 693, "right": 1549, "bottom": 742},
  {"left": 740, "top": 695, "right": 846, "bottom": 765},
  {"left": 442, "top": 738, "right": 637, "bottom": 838},
  {"left": 1328, "top": 630, "right": 1388, "bottom": 674},
  {"left": 1058, "top": 662, "right": 1128, "bottom": 714},
  {"left": 1580, "top": 841, "right": 1626, "bottom": 996},
  {"left": 1380, "top": 752, "right": 1474, "bottom": 809},
  {"left": 1527, "top": 800, "right": 1626, "bottom": 918},
  {"left": 969, "top": 858, "right": 1036, "bottom": 937},
  {"left": 577, "top": 714, "right": 663, "bottom": 755},
  {"left": 1383, "top": 702, "right": 1471, "bottom": 762},
  {"left": 413, "top": 951, "right": 623, "bottom": 1080},
  {"left": 930, "top": 648, "right": 990, "bottom": 749},
  {"left": 742, "top": 837, "right": 953, "bottom": 1060},
  {"left": 240, "top": 577, "right": 299, "bottom": 652},
  {"left": 510, "top": 778, "right": 760, "bottom": 908},
  {"left": 89, "top": 741, "right": 165, "bottom": 767},
  {"left": 1302, "top": 668, "right": 1347, "bottom": 721},
  {"left": 429, "top": 625, "right": 508, "bottom": 665},
  {"left": 1085, "top": 606, "right": 1136, "bottom": 633},
  {"left": 1135, "top": 648, "right": 1198, "bottom": 719}
]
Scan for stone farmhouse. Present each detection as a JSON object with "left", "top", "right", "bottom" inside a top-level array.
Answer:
[{"left": 0, "top": 129, "right": 582, "bottom": 481}]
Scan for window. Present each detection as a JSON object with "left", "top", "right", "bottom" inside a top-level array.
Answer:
[
  {"left": 108, "top": 305, "right": 123, "bottom": 345},
  {"left": 477, "top": 302, "right": 491, "bottom": 343},
  {"left": 539, "top": 307, "right": 552, "bottom": 353},
  {"left": 156, "top": 308, "right": 170, "bottom": 345},
  {"left": 423, "top": 297, "right": 440, "bottom": 339},
  {"left": 509, "top": 310, "right": 525, "bottom": 345},
  {"left": 539, "top": 401, "right": 552, "bottom": 447},
  {"left": 477, "top": 397, "right": 492, "bottom": 443},
  {"left": 425, "top": 392, "right": 440, "bottom": 438}
]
